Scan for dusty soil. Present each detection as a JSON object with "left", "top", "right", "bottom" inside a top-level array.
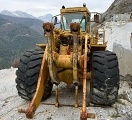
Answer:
[{"left": 0, "top": 68, "right": 132, "bottom": 120}]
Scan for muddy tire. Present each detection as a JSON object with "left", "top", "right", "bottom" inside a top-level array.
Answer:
[
  {"left": 91, "top": 51, "right": 120, "bottom": 105},
  {"left": 15, "top": 49, "right": 53, "bottom": 100}
]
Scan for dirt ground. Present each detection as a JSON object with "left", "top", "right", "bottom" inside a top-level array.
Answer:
[{"left": 0, "top": 68, "right": 132, "bottom": 120}]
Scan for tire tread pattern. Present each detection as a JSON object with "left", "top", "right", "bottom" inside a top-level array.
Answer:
[
  {"left": 16, "top": 49, "right": 53, "bottom": 100},
  {"left": 91, "top": 51, "right": 120, "bottom": 105}
]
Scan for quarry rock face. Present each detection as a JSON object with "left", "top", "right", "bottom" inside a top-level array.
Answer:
[{"left": 102, "top": 0, "right": 132, "bottom": 21}]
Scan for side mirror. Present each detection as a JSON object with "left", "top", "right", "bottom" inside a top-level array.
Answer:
[
  {"left": 94, "top": 14, "right": 99, "bottom": 23},
  {"left": 54, "top": 16, "right": 57, "bottom": 25}
]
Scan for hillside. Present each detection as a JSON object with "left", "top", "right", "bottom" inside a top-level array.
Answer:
[
  {"left": 102, "top": 0, "right": 132, "bottom": 21},
  {"left": 38, "top": 14, "right": 53, "bottom": 22},
  {"left": 0, "top": 16, "right": 45, "bottom": 69},
  {"left": 0, "top": 10, "right": 54, "bottom": 22},
  {"left": 0, "top": 14, "right": 44, "bottom": 34},
  {"left": 0, "top": 10, "right": 35, "bottom": 19}
]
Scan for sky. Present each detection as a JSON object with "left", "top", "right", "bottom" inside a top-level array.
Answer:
[{"left": 0, "top": 0, "right": 114, "bottom": 17}]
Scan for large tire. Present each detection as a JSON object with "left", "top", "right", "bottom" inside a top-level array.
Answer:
[
  {"left": 91, "top": 51, "right": 120, "bottom": 105},
  {"left": 15, "top": 49, "right": 53, "bottom": 100}
]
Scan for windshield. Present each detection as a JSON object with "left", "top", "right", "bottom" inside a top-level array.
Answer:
[{"left": 61, "top": 13, "right": 86, "bottom": 31}]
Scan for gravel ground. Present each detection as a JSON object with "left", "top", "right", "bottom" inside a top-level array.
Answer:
[{"left": 0, "top": 68, "right": 132, "bottom": 120}]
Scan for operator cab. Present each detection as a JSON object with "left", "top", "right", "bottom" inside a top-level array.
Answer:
[
  {"left": 52, "top": 3, "right": 101, "bottom": 33},
  {"left": 60, "top": 4, "right": 89, "bottom": 32}
]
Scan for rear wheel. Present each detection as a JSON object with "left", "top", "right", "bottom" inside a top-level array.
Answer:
[
  {"left": 91, "top": 51, "right": 120, "bottom": 105},
  {"left": 15, "top": 49, "right": 53, "bottom": 100}
]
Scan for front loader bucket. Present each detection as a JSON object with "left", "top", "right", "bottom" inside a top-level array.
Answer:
[{"left": 18, "top": 45, "right": 49, "bottom": 118}]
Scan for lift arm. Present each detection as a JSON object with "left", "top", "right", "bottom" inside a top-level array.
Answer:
[
  {"left": 80, "top": 34, "right": 95, "bottom": 120},
  {"left": 18, "top": 45, "right": 49, "bottom": 118}
]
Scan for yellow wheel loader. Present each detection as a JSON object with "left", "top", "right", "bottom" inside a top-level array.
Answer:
[{"left": 15, "top": 4, "right": 120, "bottom": 120}]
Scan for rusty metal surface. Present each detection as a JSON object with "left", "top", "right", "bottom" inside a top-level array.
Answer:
[
  {"left": 44, "top": 23, "right": 59, "bottom": 85},
  {"left": 70, "top": 22, "right": 80, "bottom": 34},
  {"left": 57, "top": 69, "right": 73, "bottom": 85},
  {"left": 70, "top": 22, "right": 80, "bottom": 85},
  {"left": 82, "top": 34, "right": 88, "bottom": 113},
  {"left": 74, "top": 85, "right": 79, "bottom": 108},
  {"left": 55, "top": 85, "right": 59, "bottom": 107},
  {"left": 73, "top": 34, "right": 79, "bottom": 85},
  {"left": 53, "top": 53, "right": 73, "bottom": 69},
  {"left": 80, "top": 34, "right": 95, "bottom": 120}
]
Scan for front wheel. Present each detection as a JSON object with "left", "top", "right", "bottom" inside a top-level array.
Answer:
[
  {"left": 91, "top": 51, "right": 120, "bottom": 105},
  {"left": 15, "top": 49, "right": 53, "bottom": 100}
]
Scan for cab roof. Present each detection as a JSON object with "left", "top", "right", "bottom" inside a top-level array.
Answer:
[{"left": 60, "top": 6, "right": 89, "bottom": 14}]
